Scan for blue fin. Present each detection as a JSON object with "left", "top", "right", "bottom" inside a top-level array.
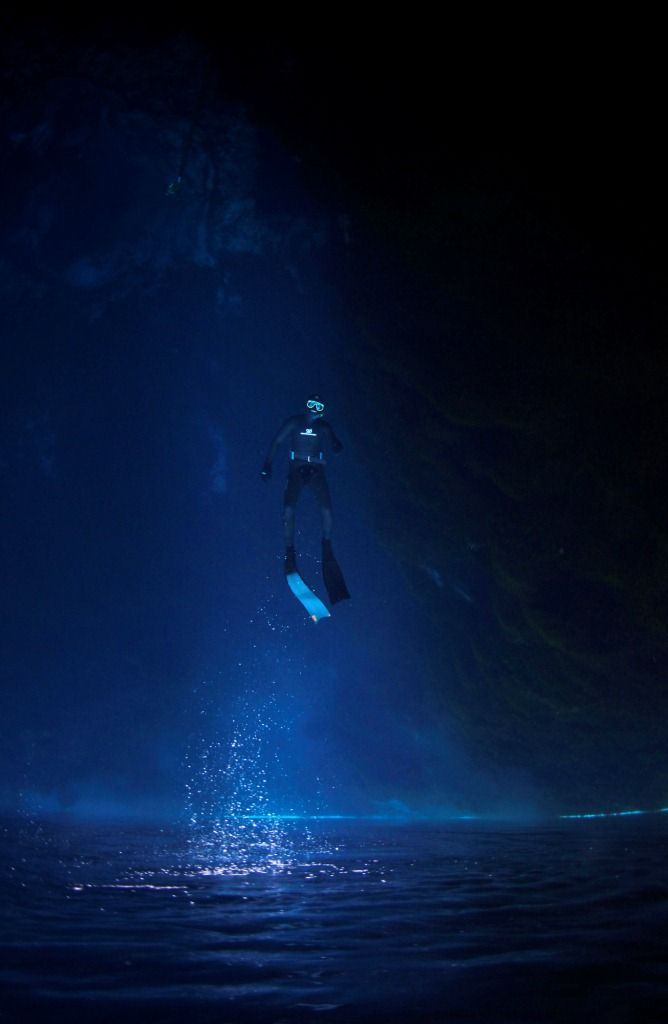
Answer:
[{"left": 286, "top": 571, "right": 331, "bottom": 622}]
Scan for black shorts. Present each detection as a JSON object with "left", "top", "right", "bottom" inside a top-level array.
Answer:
[{"left": 284, "top": 463, "right": 332, "bottom": 510}]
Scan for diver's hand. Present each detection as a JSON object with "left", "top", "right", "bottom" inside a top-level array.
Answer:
[
  {"left": 260, "top": 462, "right": 272, "bottom": 481},
  {"left": 332, "top": 439, "right": 343, "bottom": 454}
]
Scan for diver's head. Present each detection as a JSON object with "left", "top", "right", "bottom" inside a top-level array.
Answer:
[{"left": 306, "top": 394, "right": 325, "bottom": 418}]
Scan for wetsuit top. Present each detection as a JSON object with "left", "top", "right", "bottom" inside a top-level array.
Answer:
[{"left": 265, "top": 414, "right": 341, "bottom": 466}]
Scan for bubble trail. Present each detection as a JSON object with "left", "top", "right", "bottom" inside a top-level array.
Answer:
[{"left": 185, "top": 679, "right": 317, "bottom": 875}]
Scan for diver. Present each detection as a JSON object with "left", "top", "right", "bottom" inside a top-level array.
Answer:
[{"left": 261, "top": 394, "right": 350, "bottom": 603}]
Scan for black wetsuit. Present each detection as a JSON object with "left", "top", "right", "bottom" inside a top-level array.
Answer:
[{"left": 262, "top": 412, "right": 342, "bottom": 545}]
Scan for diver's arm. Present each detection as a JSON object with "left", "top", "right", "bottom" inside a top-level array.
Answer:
[
  {"left": 261, "top": 417, "right": 295, "bottom": 479},
  {"left": 324, "top": 421, "right": 343, "bottom": 454}
]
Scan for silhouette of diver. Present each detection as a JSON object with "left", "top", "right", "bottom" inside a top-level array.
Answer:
[{"left": 261, "top": 394, "right": 350, "bottom": 603}]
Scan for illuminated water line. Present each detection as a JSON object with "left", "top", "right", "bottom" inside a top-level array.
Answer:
[{"left": 560, "top": 806, "right": 668, "bottom": 820}]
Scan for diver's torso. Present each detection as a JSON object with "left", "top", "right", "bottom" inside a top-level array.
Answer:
[{"left": 290, "top": 415, "right": 328, "bottom": 463}]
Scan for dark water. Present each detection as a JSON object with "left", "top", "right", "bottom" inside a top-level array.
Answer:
[{"left": 1, "top": 816, "right": 667, "bottom": 1023}]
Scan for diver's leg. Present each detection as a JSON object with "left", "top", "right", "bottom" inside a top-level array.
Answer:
[
  {"left": 311, "top": 468, "right": 333, "bottom": 541},
  {"left": 313, "top": 469, "right": 349, "bottom": 601},
  {"left": 283, "top": 505, "right": 295, "bottom": 546},
  {"left": 283, "top": 467, "right": 302, "bottom": 572},
  {"left": 321, "top": 506, "right": 333, "bottom": 541},
  {"left": 283, "top": 505, "right": 297, "bottom": 573},
  {"left": 283, "top": 466, "right": 301, "bottom": 545}
]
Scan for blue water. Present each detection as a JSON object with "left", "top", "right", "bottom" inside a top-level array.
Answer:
[{"left": 1, "top": 816, "right": 667, "bottom": 1023}]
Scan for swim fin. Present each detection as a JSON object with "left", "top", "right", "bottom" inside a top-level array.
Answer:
[
  {"left": 321, "top": 540, "right": 350, "bottom": 604},
  {"left": 286, "top": 570, "right": 330, "bottom": 622}
]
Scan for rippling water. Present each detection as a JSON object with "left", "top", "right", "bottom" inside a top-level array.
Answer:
[{"left": 1, "top": 815, "right": 667, "bottom": 1023}]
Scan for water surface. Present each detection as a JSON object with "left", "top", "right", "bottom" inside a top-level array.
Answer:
[{"left": 2, "top": 816, "right": 667, "bottom": 1022}]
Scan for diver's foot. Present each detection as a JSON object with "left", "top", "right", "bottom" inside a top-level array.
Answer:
[
  {"left": 284, "top": 545, "right": 297, "bottom": 575},
  {"left": 322, "top": 538, "right": 333, "bottom": 560}
]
